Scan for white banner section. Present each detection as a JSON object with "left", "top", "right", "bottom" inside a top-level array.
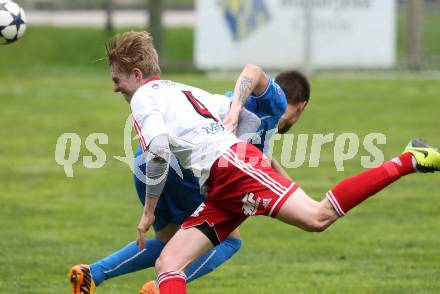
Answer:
[{"left": 195, "top": 0, "right": 396, "bottom": 70}]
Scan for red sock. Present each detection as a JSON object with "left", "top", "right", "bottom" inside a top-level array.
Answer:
[
  {"left": 158, "top": 271, "right": 187, "bottom": 294},
  {"left": 327, "top": 152, "right": 415, "bottom": 216}
]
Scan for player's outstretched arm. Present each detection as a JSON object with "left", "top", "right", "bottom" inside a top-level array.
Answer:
[{"left": 223, "top": 64, "right": 269, "bottom": 133}]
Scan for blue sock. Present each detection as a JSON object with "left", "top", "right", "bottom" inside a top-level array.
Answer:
[
  {"left": 185, "top": 237, "right": 242, "bottom": 283},
  {"left": 90, "top": 238, "right": 164, "bottom": 286}
]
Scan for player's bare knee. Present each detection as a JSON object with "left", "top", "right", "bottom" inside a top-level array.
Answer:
[
  {"left": 302, "top": 213, "right": 329, "bottom": 232},
  {"left": 308, "top": 220, "right": 330, "bottom": 232},
  {"left": 155, "top": 254, "right": 176, "bottom": 274},
  {"left": 308, "top": 201, "right": 338, "bottom": 232},
  {"left": 302, "top": 202, "right": 329, "bottom": 232},
  {"left": 155, "top": 255, "right": 164, "bottom": 273}
]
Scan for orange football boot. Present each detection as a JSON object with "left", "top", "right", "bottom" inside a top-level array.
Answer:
[
  {"left": 138, "top": 280, "right": 159, "bottom": 294},
  {"left": 69, "top": 264, "right": 96, "bottom": 294}
]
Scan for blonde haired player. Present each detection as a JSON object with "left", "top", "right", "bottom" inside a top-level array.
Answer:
[
  {"left": 75, "top": 31, "right": 440, "bottom": 294},
  {"left": 70, "top": 33, "right": 313, "bottom": 294}
]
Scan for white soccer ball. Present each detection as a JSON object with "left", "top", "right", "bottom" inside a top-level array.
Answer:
[{"left": 0, "top": 0, "right": 26, "bottom": 44}]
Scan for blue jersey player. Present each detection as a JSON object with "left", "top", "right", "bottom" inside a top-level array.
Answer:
[{"left": 69, "top": 64, "right": 310, "bottom": 294}]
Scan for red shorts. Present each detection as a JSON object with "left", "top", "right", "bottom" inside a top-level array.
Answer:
[{"left": 182, "top": 142, "right": 298, "bottom": 242}]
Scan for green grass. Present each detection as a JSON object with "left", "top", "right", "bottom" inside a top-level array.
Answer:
[
  {"left": 0, "top": 26, "right": 194, "bottom": 74},
  {"left": 1, "top": 67, "right": 440, "bottom": 293},
  {"left": 1, "top": 24, "right": 440, "bottom": 293},
  {"left": 2, "top": 13, "right": 440, "bottom": 74}
]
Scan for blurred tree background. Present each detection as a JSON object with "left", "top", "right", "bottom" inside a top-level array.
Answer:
[
  {"left": 23, "top": 0, "right": 194, "bottom": 10},
  {"left": 6, "top": 0, "right": 440, "bottom": 71}
]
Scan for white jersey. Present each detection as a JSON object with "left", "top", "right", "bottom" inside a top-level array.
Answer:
[{"left": 131, "top": 79, "right": 240, "bottom": 190}]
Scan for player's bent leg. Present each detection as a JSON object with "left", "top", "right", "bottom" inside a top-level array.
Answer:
[
  {"left": 87, "top": 238, "right": 165, "bottom": 286},
  {"left": 275, "top": 187, "right": 339, "bottom": 232},
  {"left": 137, "top": 224, "right": 180, "bottom": 294},
  {"left": 278, "top": 143, "right": 431, "bottom": 227},
  {"left": 139, "top": 229, "right": 241, "bottom": 293},
  {"left": 156, "top": 227, "right": 213, "bottom": 294},
  {"left": 325, "top": 151, "right": 417, "bottom": 216},
  {"left": 185, "top": 228, "right": 242, "bottom": 283}
]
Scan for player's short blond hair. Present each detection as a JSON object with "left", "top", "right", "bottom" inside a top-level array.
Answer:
[{"left": 106, "top": 31, "right": 161, "bottom": 77}]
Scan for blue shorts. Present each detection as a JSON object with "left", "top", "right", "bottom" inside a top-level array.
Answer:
[{"left": 134, "top": 146, "right": 205, "bottom": 231}]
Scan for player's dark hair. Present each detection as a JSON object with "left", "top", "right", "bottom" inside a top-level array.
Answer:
[{"left": 275, "top": 70, "right": 310, "bottom": 105}]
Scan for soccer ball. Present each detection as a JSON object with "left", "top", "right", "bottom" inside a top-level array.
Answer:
[{"left": 0, "top": 0, "right": 26, "bottom": 44}]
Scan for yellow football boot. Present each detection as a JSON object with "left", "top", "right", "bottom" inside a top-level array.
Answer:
[{"left": 404, "top": 139, "right": 440, "bottom": 173}]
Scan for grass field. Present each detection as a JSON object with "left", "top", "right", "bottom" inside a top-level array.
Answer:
[{"left": 1, "top": 26, "right": 440, "bottom": 293}]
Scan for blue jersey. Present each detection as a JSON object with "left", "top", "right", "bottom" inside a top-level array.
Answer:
[
  {"left": 225, "top": 76, "right": 286, "bottom": 154},
  {"left": 134, "top": 77, "right": 287, "bottom": 230}
]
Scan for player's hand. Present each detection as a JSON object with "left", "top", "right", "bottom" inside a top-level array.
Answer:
[
  {"left": 136, "top": 213, "right": 155, "bottom": 250},
  {"left": 223, "top": 111, "right": 240, "bottom": 134}
]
